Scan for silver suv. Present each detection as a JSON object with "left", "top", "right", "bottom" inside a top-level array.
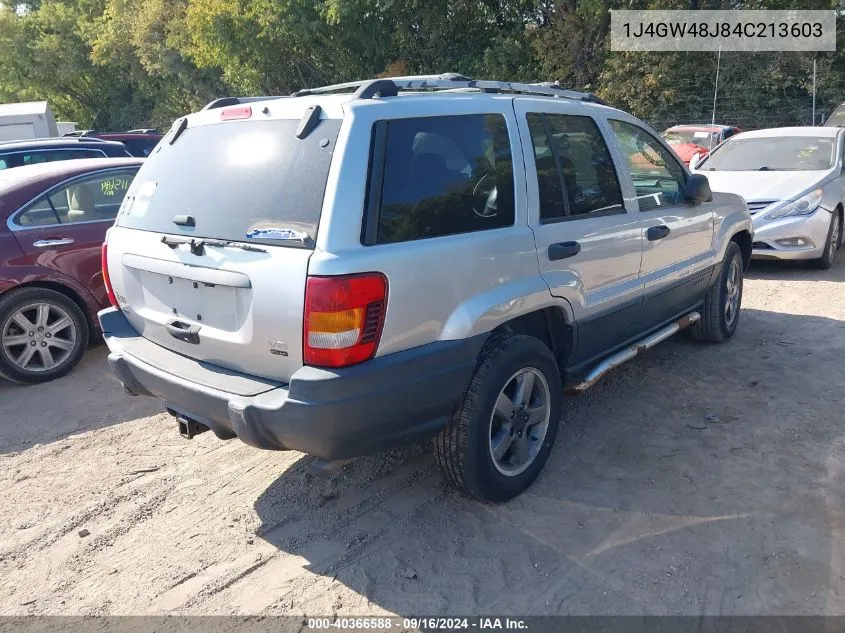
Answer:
[{"left": 99, "top": 75, "right": 752, "bottom": 501}]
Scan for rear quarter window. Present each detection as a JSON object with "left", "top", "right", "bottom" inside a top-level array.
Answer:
[
  {"left": 14, "top": 168, "right": 139, "bottom": 227},
  {"left": 370, "top": 114, "right": 515, "bottom": 244}
]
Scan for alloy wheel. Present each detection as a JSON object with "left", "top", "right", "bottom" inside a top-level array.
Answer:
[
  {"left": 489, "top": 367, "right": 551, "bottom": 477},
  {"left": 1, "top": 302, "right": 77, "bottom": 373},
  {"left": 724, "top": 258, "right": 741, "bottom": 327}
]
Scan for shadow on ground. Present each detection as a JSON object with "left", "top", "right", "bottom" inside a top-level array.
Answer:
[
  {"left": 0, "top": 343, "right": 161, "bottom": 454},
  {"left": 745, "top": 255, "right": 845, "bottom": 282},
  {"left": 253, "top": 307, "right": 845, "bottom": 615}
]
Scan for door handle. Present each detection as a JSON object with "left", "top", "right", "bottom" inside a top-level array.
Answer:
[
  {"left": 165, "top": 319, "right": 201, "bottom": 345},
  {"left": 548, "top": 241, "right": 581, "bottom": 261},
  {"left": 647, "top": 225, "right": 671, "bottom": 241},
  {"left": 32, "top": 238, "right": 75, "bottom": 248}
]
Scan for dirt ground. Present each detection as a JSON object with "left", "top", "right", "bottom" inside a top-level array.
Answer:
[{"left": 2, "top": 255, "right": 845, "bottom": 617}]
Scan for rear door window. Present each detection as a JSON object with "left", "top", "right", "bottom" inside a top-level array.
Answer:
[
  {"left": 371, "top": 114, "right": 515, "bottom": 244},
  {"left": 526, "top": 113, "right": 624, "bottom": 221},
  {"left": 48, "top": 170, "right": 136, "bottom": 223},
  {"left": 14, "top": 169, "right": 138, "bottom": 227},
  {"left": 116, "top": 119, "right": 341, "bottom": 247}
]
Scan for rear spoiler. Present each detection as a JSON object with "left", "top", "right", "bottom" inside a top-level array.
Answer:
[{"left": 202, "top": 96, "right": 281, "bottom": 111}]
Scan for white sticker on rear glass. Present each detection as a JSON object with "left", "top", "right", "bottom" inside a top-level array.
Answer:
[
  {"left": 246, "top": 227, "right": 309, "bottom": 241},
  {"left": 124, "top": 180, "right": 156, "bottom": 218},
  {"left": 136, "top": 180, "right": 157, "bottom": 198},
  {"left": 693, "top": 131, "right": 711, "bottom": 139}
]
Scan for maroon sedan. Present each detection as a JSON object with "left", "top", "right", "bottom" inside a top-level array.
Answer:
[{"left": 0, "top": 157, "right": 142, "bottom": 383}]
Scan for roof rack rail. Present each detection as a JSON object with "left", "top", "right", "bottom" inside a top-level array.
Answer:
[
  {"left": 292, "top": 73, "right": 606, "bottom": 104},
  {"left": 201, "top": 96, "right": 280, "bottom": 111},
  {"left": 0, "top": 136, "right": 106, "bottom": 147}
]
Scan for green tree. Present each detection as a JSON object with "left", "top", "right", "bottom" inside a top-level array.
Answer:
[{"left": 0, "top": 0, "right": 177, "bottom": 129}]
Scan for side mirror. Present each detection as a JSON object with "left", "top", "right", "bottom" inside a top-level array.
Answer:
[
  {"left": 688, "top": 152, "right": 702, "bottom": 170},
  {"left": 684, "top": 173, "right": 712, "bottom": 203}
]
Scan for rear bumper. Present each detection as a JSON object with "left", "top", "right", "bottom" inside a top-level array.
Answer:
[{"left": 98, "top": 308, "right": 485, "bottom": 460}]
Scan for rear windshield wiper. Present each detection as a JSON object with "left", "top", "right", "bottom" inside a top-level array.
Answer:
[
  {"left": 201, "top": 239, "right": 267, "bottom": 253},
  {"left": 161, "top": 235, "right": 194, "bottom": 249},
  {"left": 160, "top": 235, "right": 267, "bottom": 255}
]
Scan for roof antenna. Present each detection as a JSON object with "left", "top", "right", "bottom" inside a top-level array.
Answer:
[{"left": 86, "top": 108, "right": 101, "bottom": 135}]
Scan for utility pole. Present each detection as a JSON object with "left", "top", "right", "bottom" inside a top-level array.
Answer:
[
  {"left": 812, "top": 58, "right": 817, "bottom": 125},
  {"left": 711, "top": 48, "right": 721, "bottom": 128},
  {"left": 710, "top": 48, "right": 721, "bottom": 150}
]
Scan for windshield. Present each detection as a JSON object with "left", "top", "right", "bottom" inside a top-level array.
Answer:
[
  {"left": 825, "top": 104, "right": 845, "bottom": 127},
  {"left": 698, "top": 136, "right": 834, "bottom": 171},
  {"left": 663, "top": 130, "right": 717, "bottom": 147},
  {"left": 115, "top": 118, "right": 340, "bottom": 247}
]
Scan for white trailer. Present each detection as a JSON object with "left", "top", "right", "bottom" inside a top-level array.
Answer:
[
  {"left": 0, "top": 101, "right": 59, "bottom": 141},
  {"left": 56, "top": 121, "right": 78, "bottom": 136}
]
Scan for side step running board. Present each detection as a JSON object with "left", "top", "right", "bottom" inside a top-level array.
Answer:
[{"left": 569, "top": 311, "right": 701, "bottom": 394}]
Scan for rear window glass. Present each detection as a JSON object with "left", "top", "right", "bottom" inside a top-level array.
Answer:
[
  {"left": 122, "top": 138, "right": 158, "bottom": 157},
  {"left": 116, "top": 119, "right": 341, "bottom": 247}
]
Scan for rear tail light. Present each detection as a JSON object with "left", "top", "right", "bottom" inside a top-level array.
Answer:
[
  {"left": 101, "top": 242, "right": 119, "bottom": 309},
  {"left": 304, "top": 273, "right": 388, "bottom": 368}
]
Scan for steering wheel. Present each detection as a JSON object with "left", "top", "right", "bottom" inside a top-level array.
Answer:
[{"left": 472, "top": 173, "right": 498, "bottom": 218}]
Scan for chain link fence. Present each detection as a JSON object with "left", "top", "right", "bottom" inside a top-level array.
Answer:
[
  {"left": 630, "top": 52, "right": 843, "bottom": 134},
  {"left": 646, "top": 100, "right": 831, "bottom": 135}
]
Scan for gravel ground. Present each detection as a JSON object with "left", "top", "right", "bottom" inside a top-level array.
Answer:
[{"left": 1, "top": 255, "right": 845, "bottom": 616}]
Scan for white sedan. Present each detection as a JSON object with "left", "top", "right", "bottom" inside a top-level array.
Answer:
[{"left": 691, "top": 126, "right": 845, "bottom": 269}]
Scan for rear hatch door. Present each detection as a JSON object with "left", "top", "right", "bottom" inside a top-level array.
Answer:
[{"left": 107, "top": 106, "right": 341, "bottom": 382}]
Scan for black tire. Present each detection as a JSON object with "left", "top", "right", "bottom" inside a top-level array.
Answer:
[
  {"left": 0, "top": 287, "right": 89, "bottom": 384},
  {"left": 433, "top": 334, "right": 562, "bottom": 502},
  {"left": 811, "top": 211, "right": 841, "bottom": 270},
  {"left": 691, "top": 241, "right": 743, "bottom": 343}
]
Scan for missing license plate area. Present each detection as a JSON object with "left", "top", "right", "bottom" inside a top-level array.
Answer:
[{"left": 139, "top": 271, "right": 241, "bottom": 331}]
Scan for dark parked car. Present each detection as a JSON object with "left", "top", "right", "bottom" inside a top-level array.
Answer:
[
  {"left": 0, "top": 138, "right": 133, "bottom": 170},
  {"left": 0, "top": 157, "right": 142, "bottom": 383},
  {"left": 93, "top": 133, "right": 163, "bottom": 157}
]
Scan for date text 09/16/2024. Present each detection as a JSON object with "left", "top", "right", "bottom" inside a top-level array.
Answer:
[{"left": 306, "top": 617, "right": 528, "bottom": 630}]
